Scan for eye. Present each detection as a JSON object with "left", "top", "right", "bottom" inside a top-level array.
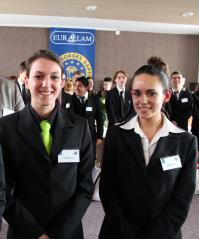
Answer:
[
  {"left": 132, "top": 91, "right": 141, "bottom": 96},
  {"left": 51, "top": 75, "right": 59, "bottom": 81},
  {"left": 34, "top": 74, "right": 43, "bottom": 80},
  {"left": 147, "top": 91, "right": 157, "bottom": 97}
]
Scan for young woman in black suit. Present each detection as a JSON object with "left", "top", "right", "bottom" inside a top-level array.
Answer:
[{"left": 99, "top": 64, "right": 197, "bottom": 239}]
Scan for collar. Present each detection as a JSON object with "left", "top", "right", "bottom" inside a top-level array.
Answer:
[
  {"left": 18, "top": 79, "right": 24, "bottom": 87},
  {"left": 77, "top": 91, "right": 88, "bottom": 100},
  {"left": 84, "top": 91, "right": 89, "bottom": 100},
  {"left": 116, "top": 86, "right": 125, "bottom": 93},
  {"left": 120, "top": 114, "right": 184, "bottom": 134},
  {"left": 29, "top": 104, "right": 57, "bottom": 127}
]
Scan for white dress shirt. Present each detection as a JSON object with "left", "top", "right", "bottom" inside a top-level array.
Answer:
[{"left": 121, "top": 114, "right": 184, "bottom": 165}]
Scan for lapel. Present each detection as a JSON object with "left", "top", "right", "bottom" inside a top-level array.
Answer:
[
  {"left": 51, "top": 106, "right": 74, "bottom": 161},
  {"left": 73, "top": 94, "right": 86, "bottom": 117},
  {"left": 85, "top": 94, "right": 94, "bottom": 117},
  {"left": 113, "top": 87, "right": 120, "bottom": 108},
  {"left": 122, "top": 129, "right": 147, "bottom": 174},
  {"left": 17, "top": 105, "right": 49, "bottom": 160},
  {"left": 147, "top": 134, "right": 178, "bottom": 170},
  {"left": 17, "top": 105, "right": 75, "bottom": 162}
]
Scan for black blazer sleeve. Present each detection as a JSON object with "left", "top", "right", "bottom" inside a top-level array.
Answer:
[
  {"left": 149, "top": 135, "right": 197, "bottom": 239},
  {"left": 105, "top": 90, "right": 117, "bottom": 127},
  {"left": 0, "top": 145, "right": 5, "bottom": 217},
  {"left": 99, "top": 128, "right": 139, "bottom": 238},
  {"left": 95, "top": 95, "right": 104, "bottom": 139},
  {"left": 0, "top": 120, "right": 45, "bottom": 238}
]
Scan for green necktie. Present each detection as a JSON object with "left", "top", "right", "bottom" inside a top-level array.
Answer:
[{"left": 40, "top": 120, "right": 52, "bottom": 155}]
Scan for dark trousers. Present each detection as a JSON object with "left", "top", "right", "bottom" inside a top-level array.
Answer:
[{"left": 7, "top": 223, "right": 84, "bottom": 239}]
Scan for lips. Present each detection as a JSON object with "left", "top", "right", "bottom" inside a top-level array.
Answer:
[{"left": 39, "top": 91, "right": 53, "bottom": 96}]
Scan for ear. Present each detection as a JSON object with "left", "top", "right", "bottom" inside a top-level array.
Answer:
[
  {"left": 163, "top": 89, "right": 172, "bottom": 103},
  {"left": 24, "top": 75, "right": 30, "bottom": 90},
  {"left": 61, "top": 74, "right": 65, "bottom": 88}
]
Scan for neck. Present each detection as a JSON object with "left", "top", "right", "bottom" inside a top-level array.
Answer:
[
  {"left": 139, "top": 114, "right": 163, "bottom": 142},
  {"left": 31, "top": 103, "right": 55, "bottom": 119}
]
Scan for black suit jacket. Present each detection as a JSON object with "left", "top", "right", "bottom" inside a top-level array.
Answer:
[
  {"left": 62, "top": 92, "right": 104, "bottom": 143},
  {"left": 15, "top": 80, "right": 31, "bottom": 105},
  {"left": 165, "top": 89, "right": 193, "bottom": 130},
  {"left": 99, "top": 123, "right": 197, "bottom": 239},
  {"left": 0, "top": 105, "right": 94, "bottom": 239},
  {"left": 191, "top": 92, "right": 199, "bottom": 149},
  {"left": 105, "top": 87, "right": 135, "bottom": 127}
]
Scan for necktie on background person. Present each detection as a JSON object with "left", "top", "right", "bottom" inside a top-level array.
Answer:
[
  {"left": 174, "top": 90, "right": 179, "bottom": 100},
  {"left": 40, "top": 120, "right": 52, "bottom": 155},
  {"left": 120, "top": 91, "right": 125, "bottom": 119},
  {"left": 21, "top": 84, "right": 26, "bottom": 98},
  {"left": 79, "top": 96, "right": 86, "bottom": 104}
]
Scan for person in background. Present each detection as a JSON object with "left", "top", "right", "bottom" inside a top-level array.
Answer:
[
  {"left": 166, "top": 71, "right": 193, "bottom": 130},
  {"left": 63, "top": 79, "right": 74, "bottom": 95},
  {"left": 0, "top": 50, "right": 94, "bottom": 239},
  {"left": 0, "top": 76, "right": 24, "bottom": 117},
  {"left": 8, "top": 75, "right": 18, "bottom": 81},
  {"left": 87, "top": 76, "right": 97, "bottom": 95},
  {"left": 72, "top": 70, "right": 82, "bottom": 85},
  {"left": 99, "top": 64, "right": 197, "bottom": 239},
  {"left": 16, "top": 61, "right": 31, "bottom": 104},
  {"left": 62, "top": 76, "right": 104, "bottom": 162},
  {"left": 97, "top": 77, "right": 113, "bottom": 136},
  {"left": 106, "top": 70, "right": 135, "bottom": 127},
  {"left": 191, "top": 83, "right": 199, "bottom": 162}
]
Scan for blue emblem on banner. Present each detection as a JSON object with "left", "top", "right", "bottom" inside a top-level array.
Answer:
[{"left": 49, "top": 28, "right": 96, "bottom": 80}]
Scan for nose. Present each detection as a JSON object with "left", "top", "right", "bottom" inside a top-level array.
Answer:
[
  {"left": 42, "top": 75, "right": 51, "bottom": 87},
  {"left": 140, "top": 94, "right": 148, "bottom": 104}
]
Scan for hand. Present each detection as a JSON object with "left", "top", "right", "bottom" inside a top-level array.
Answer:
[
  {"left": 96, "top": 139, "right": 102, "bottom": 145},
  {"left": 38, "top": 234, "right": 50, "bottom": 239}
]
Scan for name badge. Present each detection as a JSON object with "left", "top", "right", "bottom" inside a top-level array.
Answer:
[
  {"left": 86, "top": 107, "right": 93, "bottom": 112},
  {"left": 2, "top": 108, "right": 14, "bottom": 116},
  {"left": 181, "top": 98, "right": 188, "bottom": 103},
  {"left": 65, "top": 103, "right": 70, "bottom": 108},
  {"left": 160, "top": 155, "right": 182, "bottom": 171},
  {"left": 58, "top": 149, "right": 79, "bottom": 163}
]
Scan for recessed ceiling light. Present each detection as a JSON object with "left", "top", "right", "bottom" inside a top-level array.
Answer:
[
  {"left": 182, "top": 12, "right": 194, "bottom": 17},
  {"left": 86, "top": 5, "right": 97, "bottom": 11}
]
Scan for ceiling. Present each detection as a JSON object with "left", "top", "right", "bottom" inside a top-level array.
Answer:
[{"left": 0, "top": 0, "right": 199, "bottom": 34}]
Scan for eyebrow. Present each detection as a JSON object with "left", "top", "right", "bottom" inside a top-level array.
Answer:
[
  {"left": 33, "top": 71, "right": 60, "bottom": 74},
  {"left": 132, "top": 89, "right": 156, "bottom": 92}
]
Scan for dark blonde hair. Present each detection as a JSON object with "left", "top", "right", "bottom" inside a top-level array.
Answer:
[{"left": 113, "top": 70, "right": 127, "bottom": 80}]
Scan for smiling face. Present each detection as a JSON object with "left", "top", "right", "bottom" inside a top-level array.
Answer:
[
  {"left": 75, "top": 80, "right": 88, "bottom": 96},
  {"left": 25, "top": 57, "right": 64, "bottom": 113},
  {"left": 131, "top": 73, "right": 170, "bottom": 122},
  {"left": 171, "top": 73, "right": 185, "bottom": 91}
]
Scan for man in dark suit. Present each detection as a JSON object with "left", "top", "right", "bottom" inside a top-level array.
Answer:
[
  {"left": 0, "top": 50, "right": 94, "bottom": 239},
  {"left": 16, "top": 61, "right": 31, "bottom": 104},
  {"left": 165, "top": 71, "right": 193, "bottom": 130},
  {"left": 105, "top": 70, "right": 135, "bottom": 127},
  {"left": 62, "top": 76, "right": 104, "bottom": 161}
]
